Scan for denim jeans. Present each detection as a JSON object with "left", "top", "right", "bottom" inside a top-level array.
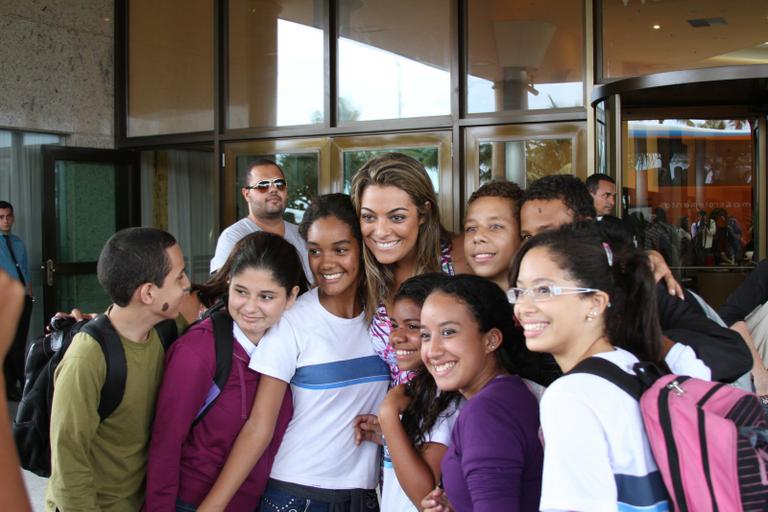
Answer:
[{"left": 260, "top": 484, "right": 330, "bottom": 512}]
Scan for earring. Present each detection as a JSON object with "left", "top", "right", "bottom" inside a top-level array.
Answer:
[{"left": 586, "top": 310, "right": 597, "bottom": 322}]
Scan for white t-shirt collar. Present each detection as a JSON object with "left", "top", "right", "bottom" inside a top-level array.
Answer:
[{"left": 232, "top": 321, "right": 257, "bottom": 357}]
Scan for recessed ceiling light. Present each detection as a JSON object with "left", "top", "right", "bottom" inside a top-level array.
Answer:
[{"left": 653, "top": 24, "right": 661, "bottom": 30}]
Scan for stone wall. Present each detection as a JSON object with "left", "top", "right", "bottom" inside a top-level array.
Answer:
[{"left": 0, "top": 0, "right": 114, "bottom": 148}]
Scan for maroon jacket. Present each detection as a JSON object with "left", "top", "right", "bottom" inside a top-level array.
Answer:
[{"left": 145, "top": 317, "right": 292, "bottom": 511}]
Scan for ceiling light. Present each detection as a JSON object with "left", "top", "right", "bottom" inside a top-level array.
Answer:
[{"left": 653, "top": 24, "right": 661, "bottom": 30}]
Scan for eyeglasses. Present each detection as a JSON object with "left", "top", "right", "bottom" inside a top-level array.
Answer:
[
  {"left": 507, "top": 285, "right": 600, "bottom": 304},
  {"left": 244, "top": 178, "right": 287, "bottom": 193}
]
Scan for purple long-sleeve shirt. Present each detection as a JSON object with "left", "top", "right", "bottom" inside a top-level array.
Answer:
[
  {"left": 441, "top": 375, "right": 543, "bottom": 512},
  {"left": 145, "top": 317, "right": 292, "bottom": 511}
]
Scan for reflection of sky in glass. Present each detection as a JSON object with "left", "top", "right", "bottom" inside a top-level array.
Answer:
[
  {"left": 467, "top": 75, "right": 582, "bottom": 112},
  {"left": 338, "top": 38, "right": 450, "bottom": 121},
  {"left": 277, "top": 19, "right": 324, "bottom": 126}
]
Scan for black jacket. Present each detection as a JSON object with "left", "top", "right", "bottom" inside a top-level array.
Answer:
[{"left": 658, "top": 282, "right": 751, "bottom": 383}]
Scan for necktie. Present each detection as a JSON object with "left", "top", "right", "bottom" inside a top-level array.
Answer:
[{"left": 3, "top": 234, "right": 26, "bottom": 287}]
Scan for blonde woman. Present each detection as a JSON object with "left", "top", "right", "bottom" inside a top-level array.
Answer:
[{"left": 350, "top": 153, "right": 468, "bottom": 384}]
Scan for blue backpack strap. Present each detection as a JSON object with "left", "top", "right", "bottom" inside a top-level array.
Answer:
[
  {"left": 568, "top": 357, "right": 645, "bottom": 401},
  {"left": 80, "top": 314, "right": 126, "bottom": 422},
  {"left": 192, "top": 309, "right": 234, "bottom": 426}
]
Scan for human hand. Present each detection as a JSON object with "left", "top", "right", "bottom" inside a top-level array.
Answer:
[
  {"left": 49, "top": 308, "right": 97, "bottom": 330},
  {"left": 380, "top": 383, "right": 412, "bottom": 419},
  {"left": 421, "top": 487, "right": 454, "bottom": 512},
  {"left": 353, "top": 414, "right": 382, "bottom": 446},
  {"left": 646, "top": 250, "right": 684, "bottom": 299},
  {"left": 0, "top": 271, "right": 25, "bottom": 362}
]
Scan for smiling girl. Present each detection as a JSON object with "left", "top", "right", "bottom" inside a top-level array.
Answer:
[
  {"left": 350, "top": 153, "right": 468, "bottom": 385},
  {"left": 146, "top": 232, "right": 307, "bottom": 511},
  {"left": 355, "top": 273, "right": 463, "bottom": 511},
  {"left": 419, "top": 275, "right": 543, "bottom": 512},
  {"left": 509, "top": 222, "right": 670, "bottom": 511},
  {"left": 198, "top": 194, "right": 390, "bottom": 512}
]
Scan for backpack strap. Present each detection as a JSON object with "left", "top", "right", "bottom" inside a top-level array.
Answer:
[
  {"left": 568, "top": 357, "right": 644, "bottom": 401},
  {"left": 192, "top": 309, "right": 234, "bottom": 426},
  {"left": 154, "top": 318, "right": 179, "bottom": 351},
  {"left": 80, "top": 315, "right": 126, "bottom": 422}
]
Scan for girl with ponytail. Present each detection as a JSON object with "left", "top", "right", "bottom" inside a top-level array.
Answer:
[{"left": 508, "top": 221, "right": 672, "bottom": 511}]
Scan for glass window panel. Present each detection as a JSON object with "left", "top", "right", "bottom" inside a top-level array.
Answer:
[
  {"left": 602, "top": 1, "right": 768, "bottom": 79},
  {"left": 478, "top": 138, "right": 575, "bottom": 188},
  {"left": 228, "top": 0, "right": 324, "bottom": 129},
  {"left": 467, "top": 0, "right": 584, "bottom": 114},
  {"left": 342, "top": 147, "right": 440, "bottom": 193},
  {"left": 128, "top": 0, "right": 213, "bottom": 136},
  {"left": 235, "top": 153, "right": 319, "bottom": 224},
  {"left": 140, "top": 149, "right": 218, "bottom": 285},
  {"left": 623, "top": 119, "right": 755, "bottom": 269},
  {"left": 337, "top": 0, "right": 451, "bottom": 122}
]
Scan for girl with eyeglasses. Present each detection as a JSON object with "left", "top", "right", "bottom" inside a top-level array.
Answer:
[
  {"left": 509, "top": 221, "right": 672, "bottom": 511},
  {"left": 350, "top": 153, "right": 469, "bottom": 386},
  {"left": 419, "top": 274, "right": 543, "bottom": 512}
]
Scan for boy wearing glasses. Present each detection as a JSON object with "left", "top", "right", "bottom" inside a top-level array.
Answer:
[{"left": 210, "top": 159, "right": 311, "bottom": 278}]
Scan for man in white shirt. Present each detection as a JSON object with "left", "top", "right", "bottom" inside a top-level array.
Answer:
[{"left": 210, "top": 159, "right": 311, "bottom": 278}]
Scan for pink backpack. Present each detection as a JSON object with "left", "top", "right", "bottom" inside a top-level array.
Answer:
[{"left": 572, "top": 357, "right": 768, "bottom": 511}]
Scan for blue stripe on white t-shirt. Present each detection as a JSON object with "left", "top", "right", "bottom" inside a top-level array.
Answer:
[
  {"left": 615, "top": 467, "right": 670, "bottom": 511},
  {"left": 291, "top": 355, "right": 390, "bottom": 390}
]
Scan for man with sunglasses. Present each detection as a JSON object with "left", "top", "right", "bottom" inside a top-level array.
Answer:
[{"left": 210, "top": 159, "right": 311, "bottom": 278}]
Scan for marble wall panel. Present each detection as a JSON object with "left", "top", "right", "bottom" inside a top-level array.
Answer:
[{"left": 0, "top": 0, "right": 113, "bottom": 148}]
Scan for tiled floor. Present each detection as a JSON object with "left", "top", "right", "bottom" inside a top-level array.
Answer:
[{"left": 8, "top": 400, "right": 47, "bottom": 511}]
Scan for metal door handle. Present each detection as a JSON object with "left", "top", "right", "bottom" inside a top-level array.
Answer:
[{"left": 43, "top": 259, "right": 55, "bottom": 286}]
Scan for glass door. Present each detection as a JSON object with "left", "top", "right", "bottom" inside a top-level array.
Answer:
[{"left": 42, "top": 146, "right": 140, "bottom": 318}]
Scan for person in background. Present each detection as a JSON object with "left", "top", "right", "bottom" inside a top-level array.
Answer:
[
  {"left": 146, "top": 232, "right": 305, "bottom": 511},
  {"left": 719, "top": 259, "right": 768, "bottom": 397},
  {"left": 584, "top": 173, "right": 616, "bottom": 218},
  {"left": 463, "top": 181, "right": 524, "bottom": 291},
  {"left": 210, "top": 159, "right": 311, "bottom": 279},
  {"left": 0, "top": 200, "right": 33, "bottom": 401}
]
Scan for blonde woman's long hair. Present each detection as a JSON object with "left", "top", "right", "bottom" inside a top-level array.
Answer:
[{"left": 350, "top": 152, "right": 445, "bottom": 320}]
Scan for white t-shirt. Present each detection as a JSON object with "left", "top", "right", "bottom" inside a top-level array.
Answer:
[
  {"left": 249, "top": 288, "right": 389, "bottom": 489},
  {"left": 380, "top": 402, "right": 461, "bottom": 512},
  {"left": 539, "top": 348, "right": 671, "bottom": 512},
  {"left": 209, "top": 217, "right": 311, "bottom": 280}
]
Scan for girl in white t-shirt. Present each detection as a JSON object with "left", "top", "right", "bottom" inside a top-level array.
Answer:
[
  {"left": 509, "top": 221, "right": 671, "bottom": 512},
  {"left": 199, "top": 194, "right": 389, "bottom": 512},
  {"left": 355, "top": 273, "right": 462, "bottom": 512}
]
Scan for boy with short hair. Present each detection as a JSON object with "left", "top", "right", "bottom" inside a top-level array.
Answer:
[
  {"left": 463, "top": 180, "right": 524, "bottom": 290},
  {"left": 46, "top": 227, "right": 190, "bottom": 512}
]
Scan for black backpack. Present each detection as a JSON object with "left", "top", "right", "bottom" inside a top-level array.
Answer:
[
  {"left": 190, "top": 305, "right": 234, "bottom": 426},
  {"left": 13, "top": 314, "right": 178, "bottom": 477}
]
